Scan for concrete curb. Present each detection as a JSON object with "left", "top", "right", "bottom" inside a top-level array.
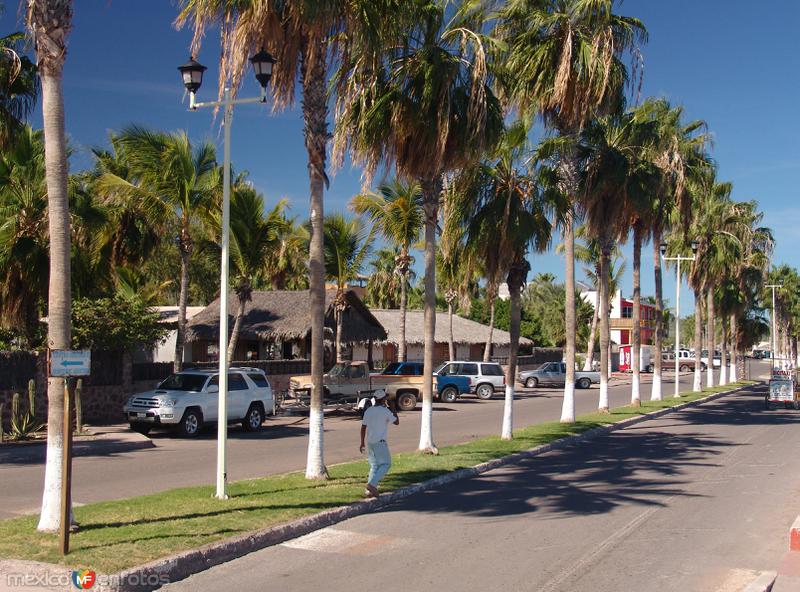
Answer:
[
  {"left": 3, "top": 383, "right": 753, "bottom": 591},
  {"left": 743, "top": 571, "right": 777, "bottom": 592}
]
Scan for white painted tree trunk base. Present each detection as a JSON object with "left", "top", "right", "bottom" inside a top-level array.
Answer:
[
  {"left": 501, "top": 384, "right": 514, "bottom": 440},
  {"left": 631, "top": 374, "right": 641, "bottom": 406},
  {"left": 418, "top": 397, "right": 438, "bottom": 454},
  {"left": 305, "top": 407, "right": 328, "bottom": 479},
  {"left": 598, "top": 378, "right": 609, "bottom": 412},
  {"left": 651, "top": 373, "right": 662, "bottom": 401},
  {"left": 706, "top": 367, "right": 715, "bottom": 389},
  {"left": 37, "top": 430, "right": 65, "bottom": 532},
  {"left": 693, "top": 368, "right": 702, "bottom": 392},
  {"left": 560, "top": 382, "right": 576, "bottom": 423},
  {"left": 730, "top": 363, "right": 738, "bottom": 383},
  {"left": 719, "top": 363, "right": 727, "bottom": 386}
]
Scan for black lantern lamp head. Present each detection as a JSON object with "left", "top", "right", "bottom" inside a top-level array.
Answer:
[
  {"left": 659, "top": 242, "right": 668, "bottom": 257},
  {"left": 250, "top": 48, "right": 276, "bottom": 90},
  {"left": 178, "top": 57, "right": 207, "bottom": 94},
  {"left": 690, "top": 240, "right": 699, "bottom": 255}
]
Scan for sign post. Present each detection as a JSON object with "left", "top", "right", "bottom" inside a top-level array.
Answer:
[{"left": 49, "top": 350, "right": 90, "bottom": 555}]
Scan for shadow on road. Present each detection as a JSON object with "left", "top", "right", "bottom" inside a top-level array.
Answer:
[{"left": 379, "top": 387, "right": 793, "bottom": 521}]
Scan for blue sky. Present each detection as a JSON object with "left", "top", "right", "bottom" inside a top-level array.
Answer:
[{"left": 4, "top": 1, "right": 798, "bottom": 315}]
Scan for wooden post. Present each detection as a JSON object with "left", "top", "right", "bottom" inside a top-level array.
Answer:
[{"left": 59, "top": 378, "right": 74, "bottom": 555}]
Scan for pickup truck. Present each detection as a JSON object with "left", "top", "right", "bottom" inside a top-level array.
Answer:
[
  {"left": 519, "top": 362, "right": 600, "bottom": 389},
  {"left": 661, "top": 352, "right": 706, "bottom": 372},
  {"left": 382, "top": 361, "right": 471, "bottom": 403},
  {"left": 289, "top": 361, "right": 468, "bottom": 411}
]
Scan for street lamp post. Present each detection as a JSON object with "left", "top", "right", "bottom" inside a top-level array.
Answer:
[
  {"left": 178, "top": 50, "right": 276, "bottom": 500},
  {"left": 660, "top": 241, "right": 698, "bottom": 398},
  {"left": 765, "top": 282, "right": 783, "bottom": 371}
]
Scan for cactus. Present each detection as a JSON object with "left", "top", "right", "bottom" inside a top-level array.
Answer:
[
  {"left": 0, "top": 402, "right": 5, "bottom": 443},
  {"left": 9, "top": 389, "right": 43, "bottom": 441},
  {"left": 75, "top": 379, "right": 83, "bottom": 434},
  {"left": 11, "top": 392, "right": 19, "bottom": 420},
  {"left": 27, "top": 379, "right": 35, "bottom": 418}
]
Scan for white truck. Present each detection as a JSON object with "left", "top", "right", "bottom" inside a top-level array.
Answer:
[{"left": 124, "top": 367, "right": 275, "bottom": 437}]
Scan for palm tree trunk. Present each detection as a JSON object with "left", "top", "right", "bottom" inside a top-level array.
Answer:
[
  {"left": 483, "top": 295, "right": 495, "bottom": 362},
  {"left": 335, "top": 307, "right": 344, "bottom": 362},
  {"left": 399, "top": 265, "right": 408, "bottom": 362},
  {"left": 584, "top": 288, "right": 599, "bottom": 371},
  {"left": 598, "top": 243, "right": 611, "bottom": 413},
  {"left": 174, "top": 242, "right": 190, "bottom": 372},
  {"left": 630, "top": 225, "right": 642, "bottom": 406},
  {"left": 36, "top": 56, "right": 72, "bottom": 533},
  {"left": 719, "top": 317, "right": 728, "bottom": 386},
  {"left": 652, "top": 230, "right": 664, "bottom": 401},
  {"left": 560, "top": 209, "right": 577, "bottom": 423},
  {"left": 447, "top": 301, "right": 455, "bottom": 361},
  {"left": 706, "top": 289, "right": 716, "bottom": 388},
  {"left": 730, "top": 313, "right": 738, "bottom": 382},
  {"left": 418, "top": 177, "right": 440, "bottom": 454},
  {"left": 226, "top": 295, "right": 246, "bottom": 364},
  {"left": 693, "top": 288, "right": 703, "bottom": 392},
  {"left": 302, "top": 44, "right": 329, "bottom": 479},
  {"left": 501, "top": 269, "right": 523, "bottom": 440}
]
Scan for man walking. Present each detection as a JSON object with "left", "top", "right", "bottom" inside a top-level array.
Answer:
[{"left": 359, "top": 389, "right": 399, "bottom": 497}]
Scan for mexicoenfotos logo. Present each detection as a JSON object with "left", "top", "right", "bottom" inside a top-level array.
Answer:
[{"left": 71, "top": 569, "right": 96, "bottom": 589}]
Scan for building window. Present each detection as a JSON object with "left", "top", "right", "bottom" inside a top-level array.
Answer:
[{"left": 622, "top": 306, "right": 633, "bottom": 319}]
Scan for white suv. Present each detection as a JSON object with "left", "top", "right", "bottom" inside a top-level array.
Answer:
[
  {"left": 434, "top": 361, "right": 506, "bottom": 400},
  {"left": 124, "top": 368, "right": 274, "bottom": 437}
]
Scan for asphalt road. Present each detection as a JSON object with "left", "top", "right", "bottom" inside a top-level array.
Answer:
[
  {"left": 0, "top": 365, "right": 764, "bottom": 519},
  {"left": 161, "top": 380, "right": 798, "bottom": 592}
]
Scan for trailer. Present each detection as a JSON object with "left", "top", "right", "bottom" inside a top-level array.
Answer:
[{"left": 618, "top": 344, "right": 655, "bottom": 373}]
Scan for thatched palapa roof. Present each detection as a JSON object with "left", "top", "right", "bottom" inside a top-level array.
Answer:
[
  {"left": 369, "top": 309, "right": 532, "bottom": 346},
  {"left": 186, "top": 289, "right": 386, "bottom": 343}
]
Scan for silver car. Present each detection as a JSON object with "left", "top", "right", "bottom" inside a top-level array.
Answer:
[{"left": 435, "top": 361, "right": 506, "bottom": 400}]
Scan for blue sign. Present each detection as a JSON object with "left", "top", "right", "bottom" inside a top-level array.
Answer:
[{"left": 50, "top": 350, "right": 92, "bottom": 377}]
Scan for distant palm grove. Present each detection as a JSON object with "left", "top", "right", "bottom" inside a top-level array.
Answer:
[{"left": 2, "top": 0, "right": 798, "bottom": 532}]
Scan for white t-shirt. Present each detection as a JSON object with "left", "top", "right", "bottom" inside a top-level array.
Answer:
[{"left": 362, "top": 405, "right": 396, "bottom": 444}]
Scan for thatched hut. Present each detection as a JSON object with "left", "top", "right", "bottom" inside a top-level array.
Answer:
[
  {"left": 185, "top": 289, "right": 386, "bottom": 362},
  {"left": 358, "top": 309, "right": 533, "bottom": 366}
]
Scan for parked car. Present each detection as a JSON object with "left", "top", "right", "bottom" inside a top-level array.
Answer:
[
  {"left": 434, "top": 361, "right": 506, "bottom": 399},
  {"left": 519, "top": 362, "right": 599, "bottom": 389},
  {"left": 123, "top": 367, "right": 274, "bottom": 437},
  {"left": 700, "top": 349, "right": 722, "bottom": 368},
  {"left": 376, "top": 361, "right": 472, "bottom": 403},
  {"left": 661, "top": 352, "right": 706, "bottom": 372}
]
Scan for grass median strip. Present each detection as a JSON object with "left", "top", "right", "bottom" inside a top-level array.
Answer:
[{"left": 0, "top": 382, "right": 753, "bottom": 572}]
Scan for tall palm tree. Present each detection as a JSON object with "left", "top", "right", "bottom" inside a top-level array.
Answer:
[
  {"left": 496, "top": 0, "right": 647, "bottom": 423},
  {"left": 333, "top": 1, "right": 503, "bottom": 453},
  {"left": 27, "top": 0, "right": 74, "bottom": 534},
  {"left": 177, "top": 0, "right": 400, "bottom": 480},
  {"left": 632, "top": 98, "right": 710, "bottom": 400},
  {"left": 264, "top": 209, "right": 308, "bottom": 290},
  {"left": 351, "top": 179, "right": 423, "bottom": 362},
  {"left": 0, "top": 30, "right": 39, "bottom": 148},
  {"left": 575, "top": 112, "right": 658, "bottom": 412},
  {"left": 322, "top": 213, "right": 373, "bottom": 362},
  {"left": 222, "top": 184, "right": 282, "bottom": 363},
  {"left": 0, "top": 126, "right": 49, "bottom": 345},
  {"left": 454, "top": 121, "right": 561, "bottom": 439},
  {"left": 96, "top": 126, "right": 219, "bottom": 372}
]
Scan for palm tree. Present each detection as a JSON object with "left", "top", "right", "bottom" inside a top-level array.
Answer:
[
  {"left": 176, "top": 0, "right": 399, "bottom": 480},
  {"left": 454, "top": 121, "right": 561, "bottom": 439},
  {"left": 222, "top": 184, "right": 282, "bottom": 363},
  {"left": 264, "top": 209, "right": 308, "bottom": 291},
  {"left": 0, "top": 30, "right": 39, "bottom": 147},
  {"left": 365, "top": 248, "right": 408, "bottom": 309},
  {"left": 575, "top": 112, "right": 658, "bottom": 412},
  {"left": 632, "top": 98, "right": 710, "bottom": 400},
  {"left": 333, "top": 2, "right": 503, "bottom": 453},
  {"left": 0, "top": 126, "right": 49, "bottom": 345},
  {"left": 351, "top": 179, "right": 423, "bottom": 362},
  {"left": 96, "top": 126, "right": 219, "bottom": 372},
  {"left": 322, "top": 213, "right": 373, "bottom": 362},
  {"left": 27, "top": 0, "right": 74, "bottom": 534},
  {"left": 497, "top": 0, "right": 647, "bottom": 423}
]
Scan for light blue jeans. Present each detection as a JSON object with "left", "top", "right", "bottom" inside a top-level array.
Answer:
[{"left": 367, "top": 440, "right": 392, "bottom": 487}]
